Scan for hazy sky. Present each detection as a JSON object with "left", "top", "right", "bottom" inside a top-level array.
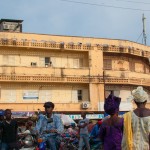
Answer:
[{"left": 1, "top": 0, "right": 150, "bottom": 45}]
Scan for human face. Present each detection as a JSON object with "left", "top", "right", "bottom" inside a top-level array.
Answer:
[
  {"left": 45, "top": 106, "right": 53, "bottom": 114},
  {"left": 81, "top": 112, "right": 86, "bottom": 118},
  {"left": 5, "top": 110, "right": 12, "bottom": 120}
]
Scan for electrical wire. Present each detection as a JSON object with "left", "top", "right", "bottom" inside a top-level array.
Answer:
[
  {"left": 58, "top": 0, "right": 150, "bottom": 11},
  {"left": 136, "top": 32, "right": 143, "bottom": 43},
  {"left": 114, "top": 0, "right": 150, "bottom": 5}
]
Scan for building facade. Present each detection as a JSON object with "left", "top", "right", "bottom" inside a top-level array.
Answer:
[{"left": 0, "top": 19, "right": 150, "bottom": 113}]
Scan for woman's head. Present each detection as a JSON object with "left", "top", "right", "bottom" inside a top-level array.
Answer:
[{"left": 104, "top": 94, "right": 121, "bottom": 115}]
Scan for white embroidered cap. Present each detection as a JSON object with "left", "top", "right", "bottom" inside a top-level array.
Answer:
[{"left": 132, "top": 86, "right": 149, "bottom": 103}]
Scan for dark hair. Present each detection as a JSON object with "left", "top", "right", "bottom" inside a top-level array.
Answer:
[
  {"left": 134, "top": 100, "right": 147, "bottom": 105},
  {"left": 43, "top": 102, "right": 55, "bottom": 109},
  {"left": 4, "top": 109, "right": 11, "bottom": 115}
]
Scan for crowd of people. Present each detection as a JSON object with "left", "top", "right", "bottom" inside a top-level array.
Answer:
[{"left": 0, "top": 86, "right": 149, "bottom": 150}]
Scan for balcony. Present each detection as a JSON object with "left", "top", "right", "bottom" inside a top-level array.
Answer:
[
  {"left": 104, "top": 70, "right": 150, "bottom": 79},
  {"left": 0, "top": 74, "right": 149, "bottom": 86},
  {"left": 1, "top": 39, "right": 149, "bottom": 58},
  {"left": 0, "top": 38, "right": 93, "bottom": 51},
  {"left": 102, "top": 45, "right": 150, "bottom": 58},
  {"left": 100, "top": 77, "right": 150, "bottom": 86},
  {"left": 0, "top": 74, "right": 91, "bottom": 83}
]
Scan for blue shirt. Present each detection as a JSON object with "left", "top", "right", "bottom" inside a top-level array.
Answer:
[
  {"left": 35, "top": 114, "right": 64, "bottom": 139},
  {"left": 90, "top": 124, "right": 100, "bottom": 139}
]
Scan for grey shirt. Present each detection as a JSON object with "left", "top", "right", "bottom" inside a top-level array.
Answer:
[{"left": 79, "top": 118, "right": 89, "bottom": 135}]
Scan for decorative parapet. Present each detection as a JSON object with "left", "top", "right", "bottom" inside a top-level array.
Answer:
[
  {"left": 100, "top": 77, "right": 150, "bottom": 86},
  {"left": 102, "top": 45, "right": 150, "bottom": 57},
  {"left": 0, "top": 38, "right": 149, "bottom": 57},
  {"left": 0, "top": 75, "right": 150, "bottom": 86},
  {"left": 0, "top": 75, "right": 90, "bottom": 83},
  {"left": 143, "top": 51, "right": 150, "bottom": 57},
  {"left": 0, "top": 38, "right": 94, "bottom": 51}
]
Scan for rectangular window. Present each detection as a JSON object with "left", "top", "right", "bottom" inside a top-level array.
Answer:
[
  {"left": 31, "top": 62, "right": 37, "bottom": 67},
  {"left": 103, "top": 59, "right": 112, "bottom": 70},
  {"left": 45, "top": 57, "right": 50, "bottom": 65},
  {"left": 79, "top": 58, "right": 83, "bottom": 67},
  {"left": 78, "top": 90, "right": 82, "bottom": 101},
  {"left": 129, "top": 61, "right": 135, "bottom": 72},
  {"left": 73, "top": 59, "right": 79, "bottom": 68}
]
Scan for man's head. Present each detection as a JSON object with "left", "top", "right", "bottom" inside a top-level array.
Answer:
[
  {"left": 43, "top": 101, "right": 55, "bottom": 114},
  {"left": 26, "top": 121, "right": 33, "bottom": 129},
  {"left": 132, "top": 86, "right": 149, "bottom": 106},
  {"left": 4, "top": 109, "right": 12, "bottom": 120},
  {"left": 81, "top": 111, "right": 86, "bottom": 118}
]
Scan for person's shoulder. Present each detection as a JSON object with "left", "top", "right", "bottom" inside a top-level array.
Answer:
[
  {"left": 102, "top": 118, "right": 108, "bottom": 124},
  {"left": 86, "top": 118, "right": 89, "bottom": 121},
  {"left": 85, "top": 118, "right": 89, "bottom": 121},
  {"left": 53, "top": 114, "right": 61, "bottom": 120},
  {"left": 144, "top": 108, "right": 150, "bottom": 116},
  {"left": 37, "top": 114, "right": 45, "bottom": 121},
  {"left": 133, "top": 108, "right": 150, "bottom": 117},
  {"left": 39, "top": 114, "right": 45, "bottom": 118},
  {"left": 6, "top": 119, "right": 18, "bottom": 127},
  {"left": 11, "top": 119, "right": 17, "bottom": 123},
  {"left": 123, "top": 111, "right": 132, "bottom": 117}
]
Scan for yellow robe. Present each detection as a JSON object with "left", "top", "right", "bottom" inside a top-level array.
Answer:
[{"left": 121, "top": 111, "right": 133, "bottom": 150}]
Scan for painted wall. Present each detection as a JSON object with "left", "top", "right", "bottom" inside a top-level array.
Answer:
[{"left": 0, "top": 31, "right": 149, "bottom": 112}]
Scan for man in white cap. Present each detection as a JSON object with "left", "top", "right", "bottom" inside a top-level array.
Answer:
[{"left": 122, "top": 86, "right": 150, "bottom": 150}]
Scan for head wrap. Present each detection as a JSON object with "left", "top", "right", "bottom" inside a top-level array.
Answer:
[
  {"left": 97, "top": 120, "right": 102, "bottom": 125},
  {"left": 104, "top": 94, "right": 121, "bottom": 115},
  {"left": 132, "top": 86, "right": 149, "bottom": 103}
]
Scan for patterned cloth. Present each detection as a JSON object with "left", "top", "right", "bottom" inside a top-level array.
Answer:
[
  {"left": 104, "top": 94, "right": 121, "bottom": 115},
  {"left": 132, "top": 86, "right": 149, "bottom": 103},
  {"left": 122, "top": 111, "right": 150, "bottom": 150},
  {"left": 35, "top": 114, "right": 64, "bottom": 140}
]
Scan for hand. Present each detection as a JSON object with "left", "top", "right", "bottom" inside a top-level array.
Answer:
[
  {"left": 77, "top": 125, "right": 81, "bottom": 128},
  {"left": 50, "top": 129, "right": 57, "bottom": 133},
  {"left": 43, "top": 129, "right": 57, "bottom": 133}
]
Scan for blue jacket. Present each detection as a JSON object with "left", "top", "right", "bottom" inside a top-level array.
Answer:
[
  {"left": 35, "top": 114, "right": 64, "bottom": 140},
  {"left": 90, "top": 124, "right": 100, "bottom": 139}
]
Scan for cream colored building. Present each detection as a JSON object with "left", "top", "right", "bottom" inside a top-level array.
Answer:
[{"left": 0, "top": 19, "right": 149, "bottom": 113}]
